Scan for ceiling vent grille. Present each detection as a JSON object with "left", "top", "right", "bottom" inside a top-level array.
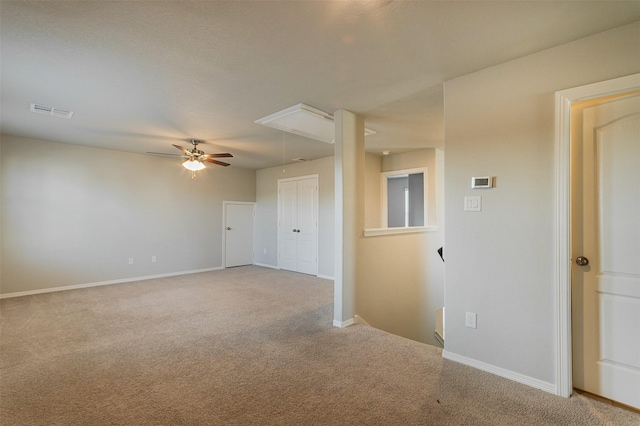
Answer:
[{"left": 30, "top": 103, "right": 74, "bottom": 118}]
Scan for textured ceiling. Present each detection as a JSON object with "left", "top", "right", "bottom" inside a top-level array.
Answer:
[{"left": 2, "top": 1, "right": 639, "bottom": 169}]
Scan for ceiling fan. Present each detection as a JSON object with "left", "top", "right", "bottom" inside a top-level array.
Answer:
[{"left": 148, "top": 139, "right": 233, "bottom": 178}]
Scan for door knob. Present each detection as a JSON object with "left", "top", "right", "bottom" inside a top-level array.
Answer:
[
  {"left": 226, "top": 227, "right": 231, "bottom": 230},
  {"left": 575, "top": 256, "right": 589, "bottom": 266}
]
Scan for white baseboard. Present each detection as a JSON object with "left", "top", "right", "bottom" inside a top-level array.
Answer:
[
  {"left": 0, "top": 267, "right": 223, "bottom": 299},
  {"left": 442, "top": 350, "right": 556, "bottom": 395},
  {"left": 253, "top": 262, "right": 279, "bottom": 270},
  {"left": 252, "top": 263, "right": 333, "bottom": 281},
  {"left": 333, "top": 318, "right": 355, "bottom": 328},
  {"left": 317, "top": 274, "right": 335, "bottom": 281}
]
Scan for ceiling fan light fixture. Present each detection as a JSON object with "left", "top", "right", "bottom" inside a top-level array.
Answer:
[{"left": 182, "top": 159, "right": 206, "bottom": 171}]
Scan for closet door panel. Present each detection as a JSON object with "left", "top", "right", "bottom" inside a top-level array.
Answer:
[
  {"left": 296, "top": 178, "right": 318, "bottom": 275},
  {"left": 278, "top": 180, "right": 298, "bottom": 272}
]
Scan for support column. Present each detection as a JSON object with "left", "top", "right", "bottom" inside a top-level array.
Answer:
[{"left": 333, "top": 109, "right": 365, "bottom": 327}]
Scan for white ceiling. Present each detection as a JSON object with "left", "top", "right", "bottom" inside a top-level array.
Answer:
[{"left": 2, "top": 1, "right": 639, "bottom": 169}]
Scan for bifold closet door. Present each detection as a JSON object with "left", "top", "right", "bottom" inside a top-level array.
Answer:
[{"left": 278, "top": 176, "right": 317, "bottom": 275}]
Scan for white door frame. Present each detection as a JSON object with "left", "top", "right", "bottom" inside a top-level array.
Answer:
[
  {"left": 554, "top": 73, "right": 640, "bottom": 398},
  {"left": 222, "top": 201, "right": 255, "bottom": 268}
]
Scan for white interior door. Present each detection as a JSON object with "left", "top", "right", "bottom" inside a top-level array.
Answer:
[
  {"left": 224, "top": 202, "right": 254, "bottom": 268},
  {"left": 278, "top": 176, "right": 318, "bottom": 275},
  {"left": 572, "top": 93, "right": 640, "bottom": 409}
]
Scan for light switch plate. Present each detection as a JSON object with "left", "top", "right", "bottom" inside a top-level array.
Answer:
[
  {"left": 464, "top": 196, "right": 482, "bottom": 212},
  {"left": 465, "top": 312, "right": 477, "bottom": 329}
]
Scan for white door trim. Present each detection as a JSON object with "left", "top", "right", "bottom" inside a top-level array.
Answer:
[
  {"left": 222, "top": 201, "right": 255, "bottom": 268},
  {"left": 554, "top": 73, "right": 640, "bottom": 398}
]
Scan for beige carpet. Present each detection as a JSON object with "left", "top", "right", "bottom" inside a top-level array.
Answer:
[{"left": 1, "top": 266, "right": 637, "bottom": 425}]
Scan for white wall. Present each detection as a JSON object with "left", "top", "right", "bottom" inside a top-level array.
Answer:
[
  {"left": 254, "top": 156, "right": 335, "bottom": 278},
  {"left": 357, "top": 148, "right": 445, "bottom": 346},
  {"left": 1, "top": 135, "right": 256, "bottom": 295},
  {"left": 443, "top": 22, "right": 640, "bottom": 387}
]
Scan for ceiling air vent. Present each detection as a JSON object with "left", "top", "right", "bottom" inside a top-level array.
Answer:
[{"left": 30, "top": 103, "right": 74, "bottom": 118}]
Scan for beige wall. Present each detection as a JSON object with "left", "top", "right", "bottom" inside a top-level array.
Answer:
[
  {"left": 253, "top": 156, "right": 335, "bottom": 278},
  {"left": 1, "top": 135, "right": 256, "bottom": 295},
  {"left": 364, "top": 153, "right": 381, "bottom": 229},
  {"left": 357, "top": 148, "right": 445, "bottom": 346},
  {"left": 443, "top": 22, "right": 640, "bottom": 385}
]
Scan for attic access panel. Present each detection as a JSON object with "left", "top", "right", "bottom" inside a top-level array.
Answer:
[{"left": 255, "top": 103, "right": 375, "bottom": 144}]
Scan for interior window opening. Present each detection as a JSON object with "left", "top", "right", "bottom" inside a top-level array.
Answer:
[{"left": 385, "top": 171, "right": 425, "bottom": 228}]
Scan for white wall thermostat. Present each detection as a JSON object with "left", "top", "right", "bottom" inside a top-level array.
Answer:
[{"left": 471, "top": 176, "right": 494, "bottom": 189}]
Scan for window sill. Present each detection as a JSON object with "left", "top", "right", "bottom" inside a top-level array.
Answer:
[{"left": 363, "top": 226, "right": 439, "bottom": 237}]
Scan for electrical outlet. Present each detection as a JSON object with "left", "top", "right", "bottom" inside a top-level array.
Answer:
[
  {"left": 263, "top": 248, "right": 267, "bottom": 254},
  {"left": 465, "top": 312, "right": 477, "bottom": 329},
  {"left": 128, "top": 258, "right": 134, "bottom": 265},
  {"left": 151, "top": 256, "right": 157, "bottom": 263}
]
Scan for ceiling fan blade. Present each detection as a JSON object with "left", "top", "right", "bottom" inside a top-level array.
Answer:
[
  {"left": 203, "top": 158, "right": 230, "bottom": 167},
  {"left": 147, "top": 152, "right": 183, "bottom": 157},
  {"left": 172, "top": 144, "right": 191, "bottom": 155},
  {"left": 201, "top": 153, "right": 233, "bottom": 159}
]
